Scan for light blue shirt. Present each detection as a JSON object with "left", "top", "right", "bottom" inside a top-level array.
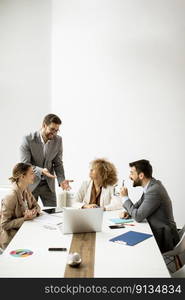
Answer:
[
  {"left": 143, "top": 180, "right": 151, "bottom": 193},
  {"left": 39, "top": 132, "right": 50, "bottom": 180},
  {"left": 40, "top": 132, "right": 50, "bottom": 158}
]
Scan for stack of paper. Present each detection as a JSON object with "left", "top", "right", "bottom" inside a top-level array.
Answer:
[{"left": 34, "top": 214, "right": 63, "bottom": 226}]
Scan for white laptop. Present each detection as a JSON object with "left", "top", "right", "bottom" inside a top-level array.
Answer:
[{"left": 62, "top": 207, "right": 103, "bottom": 234}]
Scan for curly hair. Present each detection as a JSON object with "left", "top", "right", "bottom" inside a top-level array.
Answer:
[{"left": 90, "top": 158, "right": 118, "bottom": 188}]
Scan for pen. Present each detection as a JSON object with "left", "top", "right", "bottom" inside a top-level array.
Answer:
[{"left": 48, "top": 248, "right": 67, "bottom": 251}]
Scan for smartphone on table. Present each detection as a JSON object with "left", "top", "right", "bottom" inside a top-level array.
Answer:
[{"left": 109, "top": 224, "right": 125, "bottom": 229}]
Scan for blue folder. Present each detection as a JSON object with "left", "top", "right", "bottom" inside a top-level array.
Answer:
[
  {"left": 110, "top": 218, "right": 134, "bottom": 224},
  {"left": 109, "top": 230, "right": 152, "bottom": 246}
]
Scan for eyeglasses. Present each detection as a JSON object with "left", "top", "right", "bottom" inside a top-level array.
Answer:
[{"left": 48, "top": 127, "right": 60, "bottom": 134}]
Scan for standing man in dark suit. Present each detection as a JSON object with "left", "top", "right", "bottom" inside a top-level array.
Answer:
[
  {"left": 120, "top": 159, "right": 179, "bottom": 253},
  {"left": 20, "top": 113, "right": 73, "bottom": 206}
]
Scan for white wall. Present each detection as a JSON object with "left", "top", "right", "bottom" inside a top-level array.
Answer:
[
  {"left": 52, "top": 0, "right": 185, "bottom": 226},
  {"left": 0, "top": 0, "right": 184, "bottom": 226},
  {"left": 0, "top": 0, "right": 51, "bottom": 186}
]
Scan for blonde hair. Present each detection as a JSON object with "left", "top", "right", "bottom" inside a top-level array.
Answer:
[
  {"left": 90, "top": 158, "right": 118, "bottom": 188},
  {"left": 9, "top": 163, "right": 32, "bottom": 183}
]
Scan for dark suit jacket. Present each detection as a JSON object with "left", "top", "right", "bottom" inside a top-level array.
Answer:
[
  {"left": 20, "top": 131, "right": 65, "bottom": 192},
  {"left": 123, "top": 178, "right": 179, "bottom": 253}
]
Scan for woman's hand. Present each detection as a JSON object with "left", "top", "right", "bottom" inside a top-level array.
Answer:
[
  {"left": 30, "top": 208, "right": 38, "bottom": 217},
  {"left": 23, "top": 209, "right": 37, "bottom": 220},
  {"left": 82, "top": 204, "right": 98, "bottom": 209}
]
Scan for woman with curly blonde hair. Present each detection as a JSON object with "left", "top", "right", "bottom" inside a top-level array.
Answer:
[{"left": 73, "top": 158, "right": 122, "bottom": 210}]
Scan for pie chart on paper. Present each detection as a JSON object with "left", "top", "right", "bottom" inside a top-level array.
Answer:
[{"left": 10, "top": 249, "right": 33, "bottom": 257}]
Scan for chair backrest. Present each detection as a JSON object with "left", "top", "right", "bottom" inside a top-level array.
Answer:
[
  {"left": 172, "top": 264, "right": 185, "bottom": 278},
  {"left": 179, "top": 224, "right": 185, "bottom": 239},
  {"left": 172, "top": 232, "right": 185, "bottom": 256}
]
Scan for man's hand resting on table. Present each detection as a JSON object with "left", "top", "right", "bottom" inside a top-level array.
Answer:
[{"left": 119, "top": 211, "right": 131, "bottom": 219}]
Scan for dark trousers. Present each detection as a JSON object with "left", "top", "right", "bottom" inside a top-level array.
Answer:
[{"left": 32, "top": 180, "right": 57, "bottom": 207}]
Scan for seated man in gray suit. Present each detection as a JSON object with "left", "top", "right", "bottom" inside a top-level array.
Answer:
[
  {"left": 20, "top": 113, "right": 73, "bottom": 206},
  {"left": 120, "top": 159, "right": 179, "bottom": 253}
]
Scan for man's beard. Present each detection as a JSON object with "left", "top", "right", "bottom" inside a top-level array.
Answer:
[
  {"left": 44, "top": 132, "right": 55, "bottom": 140},
  {"left": 47, "top": 133, "right": 54, "bottom": 140},
  {"left": 132, "top": 178, "right": 142, "bottom": 187}
]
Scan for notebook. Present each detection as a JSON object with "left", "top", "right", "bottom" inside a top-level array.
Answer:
[
  {"left": 110, "top": 218, "right": 134, "bottom": 224},
  {"left": 109, "top": 230, "right": 152, "bottom": 246}
]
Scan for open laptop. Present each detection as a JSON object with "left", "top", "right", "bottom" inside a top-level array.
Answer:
[{"left": 62, "top": 207, "right": 103, "bottom": 234}]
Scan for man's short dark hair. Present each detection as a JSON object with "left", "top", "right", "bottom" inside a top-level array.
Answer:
[
  {"left": 43, "top": 114, "right": 62, "bottom": 126},
  {"left": 129, "top": 159, "right": 153, "bottom": 178}
]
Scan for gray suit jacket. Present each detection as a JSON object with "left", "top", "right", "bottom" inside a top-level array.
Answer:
[
  {"left": 123, "top": 178, "right": 179, "bottom": 253},
  {"left": 19, "top": 131, "right": 65, "bottom": 192}
]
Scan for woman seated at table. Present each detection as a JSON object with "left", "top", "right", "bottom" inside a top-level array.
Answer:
[
  {"left": 73, "top": 158, "right": 122, "bottom": 210},
  {"left": 0, "top": 163, "right": 41, "bottom": 250}
]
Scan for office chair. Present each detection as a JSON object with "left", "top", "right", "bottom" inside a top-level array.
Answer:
[
  {"left": 171, "top": 264, "right": 185, "bottom": 278},
  {"left": 178, "top": 224, "right": 185, "bottom": 239},
  {"left": 163, "top": 226, "right": 185, "bottom": 272}
]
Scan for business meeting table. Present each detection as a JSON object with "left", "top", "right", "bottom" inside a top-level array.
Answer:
[{"left": 0, "top": 209, "right": 170, "bottom": 278}]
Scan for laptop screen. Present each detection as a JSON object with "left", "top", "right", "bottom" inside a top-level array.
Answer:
[{"left": 63, "top": 207, "right": 103, "bottom": 234}]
